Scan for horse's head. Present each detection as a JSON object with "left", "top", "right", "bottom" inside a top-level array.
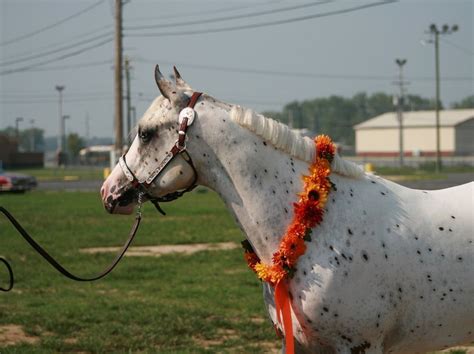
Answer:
[{"left": 101, "top": 66, "right": 202, "bottom": 214}]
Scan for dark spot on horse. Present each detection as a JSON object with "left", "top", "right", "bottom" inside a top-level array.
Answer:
[
  {"left": 361, "top": 251, "right": 369, "bottom": 262},
  {"left": 263, "top": 141, "right": 267, "bottom": 146},
  {"left": 264, "top": 169, "right": 268, "bottom": 173},
  {"left": 449, "top": 228, "right": 452, "bottom": 232},
  {"left": 348, "top": 228, "right": 353, "bottom": 235},
  {"left": 451, "top": 215, "right": 455, "bottom": 219},
  {"left": 417, "top": 250, "right": 421, "bottom": 255},
  {"left": 110, "top": 185, "right": 116, "bottom": 194},
  {"left": 382, "top": 242, "right": 386, "bottom": 248},
  {"left": 284, "top": 208, "right": 288, "bottom": 214},
  {"left": 398, "top": 287, "right": 402, "bottom": 293},
  {"left": 371, "top": 181, "right": 376, "bottom": 184},
  {"left": 457, "top": 256, "right": 463, "bottom": 262},
  {"left": 179, "top": 170, "right": 183, "bottom": 175},
  {"left": 439, "top": 227, "right": 444, "bottom": 231},
  {"left": 329, "top": 245, "right": 334, "bottom": 251},
  {"left": 381, "top": 192, "right": 386, "bottom": 195}
]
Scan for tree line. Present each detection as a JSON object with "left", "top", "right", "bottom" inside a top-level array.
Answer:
[
  {"left": 262, "top": 93, "right": 474, "bottom": 146},
  {"left": 2, "top": 93, "right": 473, "bottom": 152}
]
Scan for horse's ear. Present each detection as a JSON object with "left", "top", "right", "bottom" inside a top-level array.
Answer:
[
  {"left": 154, "top": 65, "right": 187, "bottom": 106},
  {"left": 173, "top": 66, "right": 192, "bottom": 91}
]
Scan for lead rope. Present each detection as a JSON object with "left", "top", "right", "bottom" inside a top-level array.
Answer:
[{"left": 0, "top": 199, "right": 144, "bottom": 292}]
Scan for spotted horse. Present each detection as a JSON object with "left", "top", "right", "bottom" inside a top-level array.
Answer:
[{"left": 101, "top": 66, "right": 474, "bottom": 354}]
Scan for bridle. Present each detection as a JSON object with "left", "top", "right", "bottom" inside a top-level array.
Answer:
[{"left": 118, "top": 92, "right": 202, "bottom": 214}]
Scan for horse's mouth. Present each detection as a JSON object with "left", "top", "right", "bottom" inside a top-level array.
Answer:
[{"left": 104, "top": 187, "right": 139, "bottom": 215}]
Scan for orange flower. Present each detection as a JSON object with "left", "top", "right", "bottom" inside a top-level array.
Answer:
[{"left": 243, "top": 135, "right": 336, "bottom": 285}]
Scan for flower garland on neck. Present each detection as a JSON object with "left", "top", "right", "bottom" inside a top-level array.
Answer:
[{"left": 243, "top": 135, "right": 336, "bottom": 284}]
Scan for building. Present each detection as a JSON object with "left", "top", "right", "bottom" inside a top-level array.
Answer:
[
  {"left": 0, "top": 134, "right": 44, "bottom": 168},
  {"left": 354, "top": 109, "right": 474, "bottom": 157}
]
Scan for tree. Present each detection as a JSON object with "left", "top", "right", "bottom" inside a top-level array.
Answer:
[
  {"left": 67, "top": 133, "right": 85, "bottom": 162},
  {"left": 451, "top": 95, "right": 474, "bottom": 109}
]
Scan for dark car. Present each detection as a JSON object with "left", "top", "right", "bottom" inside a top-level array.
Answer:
[{"left": 0, "top": 170, "right": 37, "bottom": 192}]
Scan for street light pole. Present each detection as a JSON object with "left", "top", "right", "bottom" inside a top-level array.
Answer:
[
  {"left": 395, "top": 58, "right": 407, "bottom": 168},
  {"left": 426, "top": 23, "right": 458, "bottom": 173}
]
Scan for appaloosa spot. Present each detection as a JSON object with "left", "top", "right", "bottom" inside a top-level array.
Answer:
[{"left": 80, "top": 242, "right": 239, "bottom": 257}]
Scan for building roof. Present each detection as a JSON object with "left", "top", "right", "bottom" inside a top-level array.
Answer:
[{"left": 354, "top": 109, "right": 474, "bottom": 130}]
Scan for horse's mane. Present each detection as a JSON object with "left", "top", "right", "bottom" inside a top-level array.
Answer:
[{"left": 230, "top": 105, "right": 364, "bottom": 179}]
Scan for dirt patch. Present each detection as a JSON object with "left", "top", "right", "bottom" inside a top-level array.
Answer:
[
  {"left": 0, "top": 324, "right": 39, "bottom": 346},
  {"left": 81, "top": 242, "right": 239, "bottom": 257},
  {"left": 438, "top": 347, "right": 474, "bottom": 354}
]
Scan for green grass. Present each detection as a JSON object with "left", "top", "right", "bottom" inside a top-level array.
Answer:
[
  {"left": 8, "top": 167, "right": 104, "bottom": 182},
  {"left": 0, "top": 191, "right": 278, "bottom": 353}
]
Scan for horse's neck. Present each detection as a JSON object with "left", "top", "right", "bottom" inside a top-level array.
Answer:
[{"left": 194, "top": 118, "right": 311, "bottom": 263}]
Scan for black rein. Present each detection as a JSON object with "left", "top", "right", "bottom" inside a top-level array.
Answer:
[{"left": 0, "top": 206, "right": 141, "bottom": 292}]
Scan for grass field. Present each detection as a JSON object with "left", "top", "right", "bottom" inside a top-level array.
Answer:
[
  {"left": 0, "top": 190, "right": 278, "bottom": 353},
  {"left": 0, "top": 191, "right": 470, "bottom": 353}
]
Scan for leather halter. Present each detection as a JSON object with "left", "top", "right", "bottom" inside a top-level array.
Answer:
[{"left": 119, "top": 92, "right": 202, "bottom": 212}]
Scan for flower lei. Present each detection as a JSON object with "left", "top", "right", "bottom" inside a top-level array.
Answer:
[{"left": 242, "top": 135, "right": 336, "bottom": 284}]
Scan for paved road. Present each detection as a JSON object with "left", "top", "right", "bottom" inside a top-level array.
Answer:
[{"left": 37, "top": 172, "right": 474, "bottom": 192}]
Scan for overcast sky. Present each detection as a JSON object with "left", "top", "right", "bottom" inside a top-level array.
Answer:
[{"left": 0, "top": 0, "right": 472, "bottom": 139}]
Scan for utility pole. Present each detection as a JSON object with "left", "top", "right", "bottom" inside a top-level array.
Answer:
[
  {"left": 394, "top": 59, "right": 407, "bottom": 168},
  {"left": 30, "top": 119, "right": 35, "bottom": 152},
  {"left": 114, "top": 0, "right": 123, "bottom": 159},
  {"left": 15, "top": 117, "right": 23, "bottom": 142},
  {"left": 85, "top": 112, "right": 90, "bottom": 147},
  {"left": 55, "top": 85, "right": 65, "bottom": 157},
  {"left": 125, "top": 56, "right": 132, "bottom": 143},
  {"left": 426, "top": 23, "right": 458, "bottom": 173}
]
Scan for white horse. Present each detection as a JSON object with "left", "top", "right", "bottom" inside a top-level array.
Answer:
[{"left": 101, "top": 66, "right": 474, "bottom": 354}]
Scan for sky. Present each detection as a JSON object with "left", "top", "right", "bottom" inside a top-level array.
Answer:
[{"left": 0, "top": 0, "right": 472, "bottom": 140}]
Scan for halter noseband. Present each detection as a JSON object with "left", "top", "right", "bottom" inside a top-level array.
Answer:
[{"left": 118, "top": 92, "right": 202, "bottom": 214}]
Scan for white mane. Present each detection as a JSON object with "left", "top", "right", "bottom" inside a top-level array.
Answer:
[{"left": 230, "top": 106, "right": 364, "bottom": 178}]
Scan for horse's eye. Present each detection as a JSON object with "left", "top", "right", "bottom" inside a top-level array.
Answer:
[{"left": 139, "top": 130, "right": 153, "bottom": 144}]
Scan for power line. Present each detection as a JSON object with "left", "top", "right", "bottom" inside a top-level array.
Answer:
[
  {"left": 10, "top": 59, "right": 113, "bottom": 73},
  {"left": 0, "top": 0, "right": 105, "bottom": 46},
  {"left": 125, "top": 1, "right": 331, "bottom": 31},
  {"left": 441, "top": 37, "right": 474, "bottom": 56},
  {"left": 2, "top": 24, "right": 113, "bottom": 62},
  {"left": 0, "top": 32, "right": 113, "bottom": 67},
  {"left": 125, "top": 1, "right": 397, "bottom": 38},
  {"left": 124, "top": 0, "right": 286, "bottom": 24},
  {"left": 136, "top": 58, "right": 472, "bottom": 82},
  {"left": 0, "top": 38, "right": 113, "bottom": 76}
]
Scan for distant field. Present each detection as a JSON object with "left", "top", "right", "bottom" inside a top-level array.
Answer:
[{"left": 0, "top": 191, "right": 469, "bottom": 353}]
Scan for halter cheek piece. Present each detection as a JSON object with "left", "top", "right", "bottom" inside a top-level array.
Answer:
[{"left": 119, "top": 92, "right": 203, "bottom": 214}]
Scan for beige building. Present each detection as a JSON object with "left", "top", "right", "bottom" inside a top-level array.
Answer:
[{"left": 354, "top": 109, "right": 474, "bottom": 157}]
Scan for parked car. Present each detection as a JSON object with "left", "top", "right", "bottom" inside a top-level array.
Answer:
[{"left": 0, "top": 170, "right": 37, "bottom": 192}]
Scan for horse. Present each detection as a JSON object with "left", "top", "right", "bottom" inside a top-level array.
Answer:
[{"left": 101, "top": 66, "right": 474, "bottom": 353}]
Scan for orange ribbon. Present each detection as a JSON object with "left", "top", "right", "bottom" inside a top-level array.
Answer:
[{"left": 275, "top": 280, "right": 294, "bottom": 354}]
